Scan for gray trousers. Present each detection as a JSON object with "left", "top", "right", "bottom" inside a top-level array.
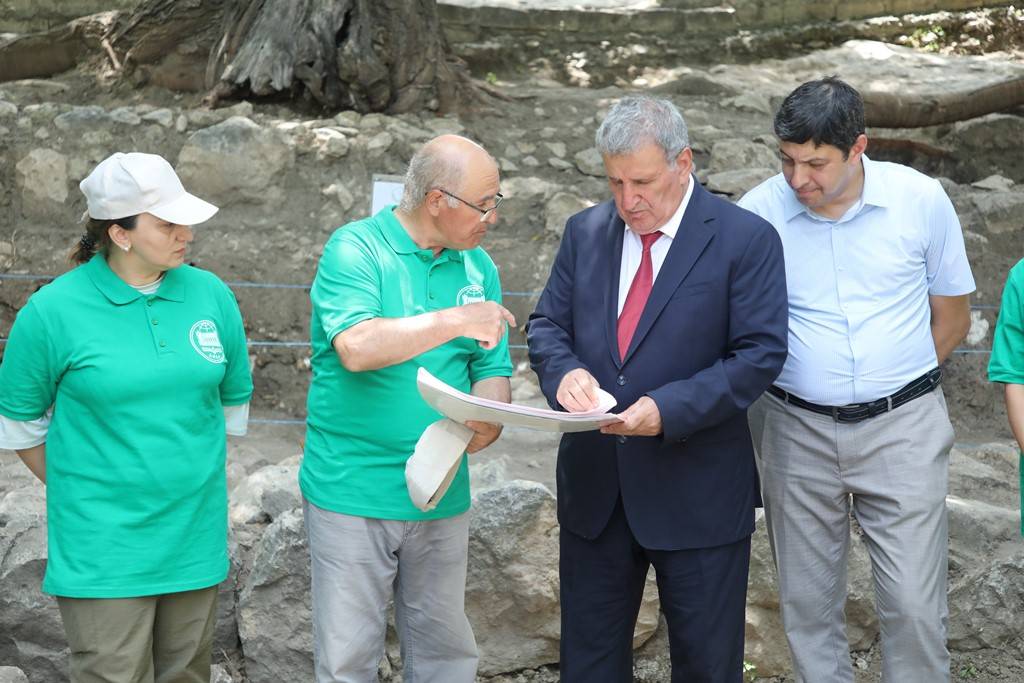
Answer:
[
  {"left": 303, "top": 498, "right": 478, "bottom": 683},
  {"left": 748, "top": 387, "right": 953, "bottom": 683}
]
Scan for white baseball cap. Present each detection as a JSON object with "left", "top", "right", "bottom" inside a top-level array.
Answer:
[
  {"left": 80, "top": 152, "right": 218, "bottom": 225},
  {"left": 406, "top": 418, "right": 475, "bottom": 512}
]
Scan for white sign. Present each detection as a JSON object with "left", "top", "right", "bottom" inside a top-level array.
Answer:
[{"left": 371, "top": 174, "right": 404, "bottom": 215}]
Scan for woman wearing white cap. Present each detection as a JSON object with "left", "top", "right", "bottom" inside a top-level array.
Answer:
[{"left": 0, "top": 152, "right": 253, "bottom": 682}]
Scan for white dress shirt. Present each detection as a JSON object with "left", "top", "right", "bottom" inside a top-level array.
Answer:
[{"left": 617, "top": 174, "right": 695, "bottom": 316}]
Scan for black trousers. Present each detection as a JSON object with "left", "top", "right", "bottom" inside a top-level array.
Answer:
[{"left": 558, "top": 497, "right": 750, "bottom": 683}]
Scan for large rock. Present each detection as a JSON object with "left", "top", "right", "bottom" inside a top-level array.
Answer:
[
  {"left": 233, "top": 471, "right": 607, "bottom": 681},
  {"left": 0, "top": 486, "right": 66, "bottom": 683},
  {"left": 53, "top": 105, "right": 140, "bottom": 131},
  {"left": 229, "top": 464, "right": 301, "bottom": 526},
  {"left": 706, "top": 138, "right": 778, "bottom": 175},
  {"left": 543, "top": 191, "right": 592, "bottom": 237},
  {"left": 467, "top": 480, "right": 561, "bottom": 674},
  {"left": 704, "top": 167, "right": 775, "bottom": 198},
  {"left": 15, "top": 148, "right": 68, "bottom": 221},
  {"left": 235, "top": 508, "right": 314, "bottom": 683},
  {"left": 948, "top": 551, "right": 1024, "bottom": 650},
  {"left": 467, "top": 475, "right": 660, "bottom": 676},
  {"left": 968, "top": 189, "right": 1024, "bottom": 235},
  {"left": 177, "top": 116, "right": 295, "bottom": 207},
  {"left": 0, "top": 667, "right": 28, "bottom": 683},
  {"left": 0, "top": 480, "right": 247, "bottom": 682},
  {"left": 947, "top": 495, "right": 1021, "bottom": 571},
  {"left": 950, "top": 114, "right": 1024, "bottom": 184}
]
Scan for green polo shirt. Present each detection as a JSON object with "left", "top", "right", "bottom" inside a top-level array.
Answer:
[
  {"left": 987, "top": 258, "right": 1024, "bottom": 536},
  {"left": 301, "top": 206, "right": 512, "bottom": 520},
  {"left": 0, "top": 254, "right": 253, "bottom": 597}
]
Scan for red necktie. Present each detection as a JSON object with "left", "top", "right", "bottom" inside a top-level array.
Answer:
[{"left": 617, "top": 231, "right": 661, "bottom": 361}]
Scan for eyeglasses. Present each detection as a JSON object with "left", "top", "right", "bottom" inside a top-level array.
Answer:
[{"left": 436, "top": 189, "right": 503, "bottom": 223}]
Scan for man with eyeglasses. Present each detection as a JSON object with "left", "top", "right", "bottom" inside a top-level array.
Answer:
[
  {"left": 301, "top": 134, "right": 516, "bottom": 683},
  {"left": 438, "top": 187, "right": 503, "bottom": 222}
]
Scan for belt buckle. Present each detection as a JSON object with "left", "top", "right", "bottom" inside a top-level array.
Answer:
[
  {"left": 831, "top": 406, "right": 864, "bottom": 423},
  {"left": 833, "top": 404, "right": 871, "bottom": 424},
  {"left": 867, "top": 396, "right": 893, "bottom": 418}
]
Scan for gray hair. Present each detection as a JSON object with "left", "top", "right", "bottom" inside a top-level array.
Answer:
[
  {"left": 398, "top": 143, "right": 465, "bottom": 213},
  {"left": 595, "top": 96, "right": 689, "bottom": 166}
]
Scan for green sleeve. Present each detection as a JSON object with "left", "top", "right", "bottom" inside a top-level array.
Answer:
[
  {"left": 989, "top": 261, "right": 1024, "bottom": 384},
  {"left": 218, "top": 283, "right": 254, "bottom": 407},
  {"left": 0, "top": 300, "right": 61, "bottom": 420},
  {"left": 311, "top": 226, "right": 380, "bottom": 345}
]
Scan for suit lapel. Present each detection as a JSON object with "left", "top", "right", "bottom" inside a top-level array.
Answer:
[
  {"left": 622, "top": 183, "right": 715, "bottom": 363},
  {"left": 598, "top": 206, "right": 628, "bottom": 367}
]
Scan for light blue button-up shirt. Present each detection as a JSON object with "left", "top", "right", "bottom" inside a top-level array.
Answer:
[{"left": 739, "top": 155, "right": 975, "bottom": 405}]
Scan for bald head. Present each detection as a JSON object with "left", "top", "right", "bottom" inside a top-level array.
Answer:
[
  {"left": 398, "top": 135, "right": 497, "bottom": 213},
  {"left": 428, "top": 134, "right": 489, "bottom": 161}
]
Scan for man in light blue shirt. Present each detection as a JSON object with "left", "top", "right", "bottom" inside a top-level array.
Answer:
[{"left": 740, "top": 76, "right": 974, "bottom": 683}]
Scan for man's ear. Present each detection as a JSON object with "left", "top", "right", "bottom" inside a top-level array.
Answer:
[
  {"left": 424, "top": 188, "right": 445, "bottom": 217},
  {"left": 848, "top": 134, "right": 868, "bottom": 163},
  {"left": 675, "top": 147, "right": 694, "bottom": 177}
]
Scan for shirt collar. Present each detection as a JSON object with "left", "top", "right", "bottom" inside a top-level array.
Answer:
[
  {"left": 85, "top": 252, "right": 185, "bottom": 304},
  {"left": 379, "top": 205, "right": 464, "bottom": 263},
  {"left": 858, "top": 154, "right": 889, "bottom": 210}
]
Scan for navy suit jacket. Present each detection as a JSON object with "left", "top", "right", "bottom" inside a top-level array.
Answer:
[{"left": 527, "top": 182, "right": 788, "bottom": 550}]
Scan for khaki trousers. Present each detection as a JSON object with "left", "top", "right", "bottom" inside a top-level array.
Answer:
[{"left": 56, "top": 585, "right": 219, "bottom": 683}]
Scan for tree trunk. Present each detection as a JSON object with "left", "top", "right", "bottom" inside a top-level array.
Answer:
[
  {"left": 207, "top": 0, "right": 472, "bottom": 114},
  {"left": 0, "top": 13, "right": 114, "bottom": 83},
  {"left": 0, "top": 0, "right": 486, "bottom": 115},
  {"left": 863, "top": 76, "right": 1024, "bottom": 128},
  {"left": 111, "top": 0, "right": 227, "bottom": 91}
]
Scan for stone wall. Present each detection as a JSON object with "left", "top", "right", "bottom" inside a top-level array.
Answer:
[
  {"left": 724, "top": 0, "right": 999, "bottom": 24},
  {"left": 0, "top": 0, "right": 135, "bottom": 32},
  {"left": 438, "top": 0, "right": 1017, "bottom": 85},
  {"left": 1, "top": 0, "right": 1012, "bottom": 36},
  {"left": 437, "top": 0, "right": 1012, "bottom": 44}
]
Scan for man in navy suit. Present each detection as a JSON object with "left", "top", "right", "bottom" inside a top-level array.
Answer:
[{"left": 527, "top": 95, "right": 788, "bottom": 682}]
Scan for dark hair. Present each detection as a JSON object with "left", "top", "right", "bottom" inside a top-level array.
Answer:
[
  {"left": 773, "top": 76, "right": 865, "bottom": 159},
  {"left": 69, "top": 215, "right": 138, "bottom": 265}
]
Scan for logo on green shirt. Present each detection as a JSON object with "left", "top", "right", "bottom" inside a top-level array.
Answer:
[
  {"left": 457, "top": 284, "right": 486, "bottom": 306},
  {"left": 190, "top": 320, "right": 226, "bottom": 363}
]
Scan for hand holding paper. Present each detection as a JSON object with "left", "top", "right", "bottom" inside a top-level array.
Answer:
[
  {"left": 406, "top": 368, "right": 622, "bottom": 511},
  {"left": 415, "top": 367, "right": 621, "bottom": 433},
  {"left": 556, "top": 367, "right": 607, "bottom": 413}
]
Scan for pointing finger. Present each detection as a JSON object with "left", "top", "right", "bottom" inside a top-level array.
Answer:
[{"left": 500, "top": 306, "right": 518, "bottom": 328}]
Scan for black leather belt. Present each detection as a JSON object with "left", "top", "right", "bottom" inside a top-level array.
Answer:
[{"left": 767, "top": 368, "right": 942, "bottom": 424}]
